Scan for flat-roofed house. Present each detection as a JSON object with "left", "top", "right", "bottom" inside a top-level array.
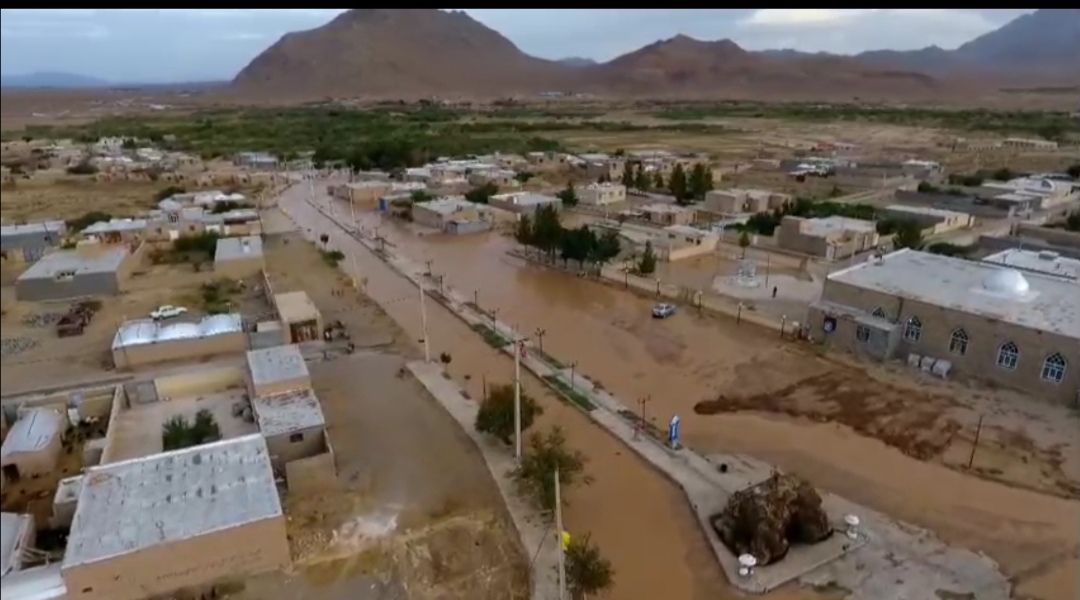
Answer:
[
  {"left": 214, "top": 235, "right": 264, "bottom": 278},
  {"left": 15, "top": 245, "right": 138, "bottom": 302},
  {"left": 60, "top": 435, "right": 290, "bottom": 600},
  {"left": 112, "top": 313, "right": 247, "bottom": 369},
  {"left": 1, "top": 220, "right": 66, "bottom": 263},
  {"left": 274, "top": 291, "right": 322, "bottom": 344},
  {"left": 777, "top": 216, "right": 879, "bottom": 259},
  {"left": 1, "top": 408, "right": 66, "bottom": 484},
  {"left": 246, "top": 344, "right": 311, "bottom": 398}
]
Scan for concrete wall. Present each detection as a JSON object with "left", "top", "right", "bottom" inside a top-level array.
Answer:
[
  {"left": 2, "top": 412, "right": 64, "bottom": 479},
  {"left": 113, "top": 331, "right": 248, "bottom": 369},
  {"left": 214, "top": 255, "right": 264, "bottom": 279},
  {"left": 154, "top": 366, "right": 245, "bottom": 400},
  {"left": 285, "top": 448, "right": 337, "bottom": 494},
  {"left": 815, "top": 279, "right": 1080, "bottom": 405},
  {"left": 265, "top": 426, "right": 325, "bottom": 471},
  {"left": 1013, "top": 223, "right": 1080, "bottom": 249},
  {"left": 61, "top": 515, "right": 290, "bottom": 600},
  {"left": 250, "top": 374, "right": 312, "bottom": 399}
]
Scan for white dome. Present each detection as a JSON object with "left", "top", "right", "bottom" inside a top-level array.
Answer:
[{"left": 982, "top": 268, "right": 1030, "bottom": 296}]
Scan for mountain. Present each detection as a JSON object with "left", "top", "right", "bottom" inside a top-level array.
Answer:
[
  {"left": 228, "top": 8, "right": 1075, "bottom": 103},
  {"left": 558, "top": 57, "right": 597, "bottom": 68},
  {"left": 1, "top": 71, "right": 110, "bottom": 89},
  {"left": 230, "top": 9, "right": 570, "bottom": 100}
]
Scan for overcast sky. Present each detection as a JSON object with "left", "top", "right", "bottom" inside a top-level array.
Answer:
[{"left": 0, "top": 9, "right": 1033, "bottom": 83}]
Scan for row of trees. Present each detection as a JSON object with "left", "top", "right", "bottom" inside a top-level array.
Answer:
[
  {"left": 515, "top": 205, "right": 622, "bottom": 269},
  {"left": 474, "top": 384, "right": 614, "bottom": 597},
  {"left": 619, "top": 162, "right": 714, "bottom": 204}
]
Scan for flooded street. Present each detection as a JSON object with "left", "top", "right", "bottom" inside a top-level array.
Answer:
[{"left": 283, "top": 181, "right": 1079, "bottom": 600}]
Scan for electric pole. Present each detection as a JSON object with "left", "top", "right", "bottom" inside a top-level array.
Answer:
[
  {"left": 419, "top": 278, "right": 430, "bottom": 363},
  {"left": 635, "top": 395, "right": 651, "bottom": 440},
  {"left": 535, "top": 327, "right": 546, "bottom": 353},
  {"left": 555, "top": 466, "right": 567, "bottom": 600},
  {"left": 514, "top": 336, "right": 523, "bottom": 462}
]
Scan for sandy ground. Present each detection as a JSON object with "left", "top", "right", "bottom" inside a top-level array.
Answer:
[
  {"left": 0, "top": 261, "right": 268, "bottom": 395},
  {"left": 230, "top": 231, "right": 528, "bottom": 599},
  {"left": 290, "top": 181, "right": 1079, "bottom": 600},
  {"left": 0, "top": 176, "right": 167, "bottom": 222}
]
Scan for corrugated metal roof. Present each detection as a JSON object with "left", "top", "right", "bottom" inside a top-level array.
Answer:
[{"left": 112, "top": 313, "right": 242, "bottom": 350}]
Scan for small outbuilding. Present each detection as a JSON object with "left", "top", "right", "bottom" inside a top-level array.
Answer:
[
  {"left": 0, "top": 512, "right": 36, "bottom": 577},
  {"left": 213, "top": 235, "right": 264, "bottom": 278},
  {"left": 112, "top": 313, "right": 247, "bottom": 369},
  {"left": 252, "top": 388, "right": 335, "bottom": 492},
  {"left": 246, "top": 344, "right": 311, "bottom": 398},
  {"left": 1, "top": 408, "right": 66, "bottom": 484},
  {"left": 274, "top": 291, "right": 322, "bottom": 344},
  {"left": 15, "top": 245, "right": 136, "bottom": 302}
]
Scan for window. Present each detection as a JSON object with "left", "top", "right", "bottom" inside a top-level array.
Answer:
[
  {"left": 871, "top": 307, "right": 886, "bottom": 319},
  {"left": 903, "top": 316, "right": 922, "bottom": 342},
  {"left": 949, "top": 329, "right": 969, "bottom": 356},
  {"left": 289, "top": 432, "right": 304, "bottom": 443},
  {"left": 996, "top": 342, "right": 1019, "bottom": 370},
  {"left": 1041, "top": 353, "right": 1067, "bottom": 384},
  {"left": 855, "top": 325, "right": 871, "bottom": 343}
]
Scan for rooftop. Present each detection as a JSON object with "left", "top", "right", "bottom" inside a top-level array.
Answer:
[
  {"left": 82, "top": 218, "right": 148, "bottom": 235},
  {"left": 214, "top": 235, "right": 263, "bottom": 263},
  {"left": 884, "top": 204, "right": 969, "bottom": 219},
  {"left": 252, "top": 388, "right": 325, "bottom": 436},
  {"left": 1, "top": 408, "right": 63, "bottom": 459},
  {"left": 798, "top": 216, "right": 877, "bottom": 236},
  {"left": 1, "top": 512, "right": 33, "bottom": 576},
  {"left": 981, "top": 248, "right": 1080, "bottom": 280},
  {"left": 492, "top": 192, "right": 560, "bottom": 206},
  {"left": 62, "top": 434, "right": 281, "bottom": 569},
  {"left": 828, "top": 249, "right": 1080, "bottom": 339},
  {"left": 246, "top": 344, "right": 309, "bottom": 389},
  {"left": 1, "top": 220, "right": 65, "bottom": 238},
  {"left": 416, "top": 196, "right": 477, "bottom": 215},
  {"left": 641, "top": 203, "right": 694, "bottom": 214},
  {"left": 274, "top": 290, "right": 319, "bottom": 324},
  {"left": 112, "top": 313, "right": 243, "bottom": 351}
]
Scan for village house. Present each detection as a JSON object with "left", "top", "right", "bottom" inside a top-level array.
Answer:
[
  {"left": 776, "top": 216, "right": 879, "bottom": 259},
  {"left": 578, "top": 182, "right": 627, "bottom": 206}
]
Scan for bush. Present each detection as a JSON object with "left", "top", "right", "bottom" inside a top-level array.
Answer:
[
  {"left": 320, "top": 249, "right": 345, "bottom": 267},
  {"left": 173, "top": 231, "right": 219, "bottom": 255},
  {"left": 465, "top": 182, "right": 499, "bottom": 204},
  {"left": 66, "top": 210, "right": 112, "bottom": 232},
  {"left": 926, "top": 242, "right": 974, "bottom": 257},
  {"left": 155, "top": 185, "right": 186, "bottom": 202},
  {"left": 162, "top": 409, "right": 221, "bottom": 451},
  {"left": 566, "top": 534, "right": 614, "bottom": 598},
  {"left": 637, "top": 241, "right": 656, "bottom": 275},
  {"left": 475, "top": 384, "right": 542, "bottom": 444},
  {"left": 516, "top": 426, "right": 587, "bottom": 511},
  {"left": 66, "top": 161, "right": 98, "bottom": 175}
]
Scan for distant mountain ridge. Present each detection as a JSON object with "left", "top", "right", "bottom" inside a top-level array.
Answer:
[{"left": 1, "top": 71, "right": 110, "bottom": 89}]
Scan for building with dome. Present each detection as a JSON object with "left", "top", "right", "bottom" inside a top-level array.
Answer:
[{"left": 808, "top": 249, "right": 1078, "bottom": 405}]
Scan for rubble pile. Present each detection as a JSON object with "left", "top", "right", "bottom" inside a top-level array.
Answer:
[{"left": 712, "top": 473, "right": 832, "bottom": 565}]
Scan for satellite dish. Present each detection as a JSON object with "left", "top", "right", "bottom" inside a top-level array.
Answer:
[{"left": 738, "top": 554, "right": 757, "bottom": 568}]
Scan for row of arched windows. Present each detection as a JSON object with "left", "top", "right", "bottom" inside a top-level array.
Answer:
[{"left": 887, "top": 311, "right": 1068, "bottom": 384}]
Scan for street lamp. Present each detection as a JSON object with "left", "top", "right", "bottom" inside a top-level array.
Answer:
[{"left": 534, "top": 327, "right": 547, "bottom": 353}]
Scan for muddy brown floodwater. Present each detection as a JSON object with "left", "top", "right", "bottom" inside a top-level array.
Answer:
[{"left": 287, "top": 184, "right": 1079, "bottom": 600}]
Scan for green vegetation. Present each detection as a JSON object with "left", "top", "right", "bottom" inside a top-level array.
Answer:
[
  {"left": 410, "top": 189, "right": 435, "bottom": 204},
  {"left": 925, "top": 242, "right": 975, "bottom": 257},
  {"left": 200, "top": 278, "right": 242, "bottom": 314},
  {"left": 210, "top": 200, "right": 250, "bottom": 214},
  {"left": 738, "top": 197, "right": 878, "bottom": 236},
  {"left": 566, "top": 534, "right": 615, "bottom": 599},
  {"left": 320, "top": 249, "right": 345, "bottom": 267},
  {"left": 475, "top": 383, "right": 543, "bottom": 445},
  {"left": 65, "top": 160, "right": 98, "bottom": 175},
  {"left": 1062, "top": 210, "right": 1080, "bottom": 232},
  {"left": 471, "top": 323, "right": 510, "bottom": 349},
  {"left": 516, "top": 426, "right": 587, "bottom": 511},
  {"left": 556, "top": 182, "right": 578, "bottom": 207},
  {"left": 890, "top": 219, "right": 924, "bottom": 250},
  {"left": 1067, "top": 164, "right": 1080, "bottom": 179},
  {"left": 637, "top": 241, "right": 657, "bottom": 275},
  {"left": 668, "top": 163, "right": 688, "bottom": 203},
  {"left": 65, "top": 210, "right": 112, "bottom": 232},
  {"left": 517, "top": 204, "right": 621, "bottom": 269},
  {"left": 738, "top": 230, "right": 751, "bottom": 258},
  {"left": 686, "top": 163, "right": 714, "bottom": 203},
  {"left": 464, "top": 182, "right": 499, "bottom": 204},
  {"left": 162, "top": 409, "right": 221, "bottom": 451},
  {"left": 543, "top": 375, "right": 596, "bottom": 411},
  {"left": 652, "top": 101, "right": 1079, "bottom": 141}
]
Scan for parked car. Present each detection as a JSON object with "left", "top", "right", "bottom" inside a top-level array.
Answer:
[
  {"left": 652, "top": 303, "right": 676, "bottom": 319},
  {"left": 150, "top": 305, "right": 188, "bottom": 320}
]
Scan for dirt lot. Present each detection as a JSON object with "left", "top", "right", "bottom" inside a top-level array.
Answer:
[
  {"left": 241, "top": 230, "right": 529, "bottom": 599},
  {"left": 0, "top": 261, "right": 268, "bottom": 395},
  {"left": 0, "top": 176, "right": 167, "bottom": 223}
]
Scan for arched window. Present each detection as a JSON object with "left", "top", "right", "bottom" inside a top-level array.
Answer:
[
  {"left": 903, "top": 316, "right": 922, "bottom": 342},
  {"left": 872, "top": 307, "right": 886, "bottom": 319},
  {"left": 949, "top": 328, "right": 969, "bottom": 356},
  {"left": 996, "top": 341, "right": 1020, "bottom": 370},
  {"left": 1041, "top": 353, "right": 1067, "bottom": 384}
]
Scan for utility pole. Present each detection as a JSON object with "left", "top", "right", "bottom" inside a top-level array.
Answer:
[
  {"left": 419, "top": 278, "right": 430, "bottom": 363},
  {"left": 635, "top": 395, "right": 651, "bottom": 440},
  {"left": 491, "top": 307, "right": 499, "bottom": 332},
  {"left": 473, "top": 289, "right": 479, "bottom": 309},
  {"left": 569, "top": 361, "right": 578, "bottom": 391},
  {"left": 514, "top": 336, "right": 523, "bottom": 462},
  {"left": 535, "top": 327, "right": 546, "bottom": 353},
  {"left": 555, "top": 467, "right": 567, "bottom": 600}
]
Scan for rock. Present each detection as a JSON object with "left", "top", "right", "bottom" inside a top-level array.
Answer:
[{"left": 712, "top": 473, "right": 832, "bottom": 565}]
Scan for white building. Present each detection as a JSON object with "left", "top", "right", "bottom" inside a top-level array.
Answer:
[
  {"left": 981, "top": 248, "right": 1080, "bottom": 281},
  {"left": 246, "top": 344, "right": 311, "bottom": 398},
  {"left": 579, "top": 183, "right": 626, "bottom": 206},
  {"left": 1, "top": 408, "right": 66, "bottom": 484}
]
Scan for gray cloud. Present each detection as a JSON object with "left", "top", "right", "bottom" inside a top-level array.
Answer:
[{"left": 0, "top": 9, "right": 1032, "bottom": 83}]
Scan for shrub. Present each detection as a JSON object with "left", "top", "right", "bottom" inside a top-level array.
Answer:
[
  {"left": 66, "top": 210, "right": 111, "bottom": 232},
  {"left": 516, "top": 426, "right": 586, "bottom": 511},
  {"left": 66, "top": 161, "right": 98, "bottom": 175},
  {"left": 162, "top": 409, "right": 221, "bottom": 451},
  {"left": 475, "top": 384, "right": 542, "bottom": 445}
]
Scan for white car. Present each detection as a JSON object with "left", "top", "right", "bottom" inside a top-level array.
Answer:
[
  {"left": 652, "top": 303, "right": 676, "bottom": 319},
  {"left": 150, "top": 305, "right": 188, "bottom": 320}
]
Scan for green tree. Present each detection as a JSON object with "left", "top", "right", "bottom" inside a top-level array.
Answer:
[
  {"left": 517, "top": 426, "right": 587, "bottom": 511},
  {"left": 410, "top": 189, "right": 434, "bottom": 203},
  {"left": 738, "top": 230, "right": 751, "bottom": 258},
  {"left": 633, "top": 166, "right": 650, "bottom": 191},
  {"left": 515, "top": 213, "right": 534, "bottom": 247},
  {"left": 669, "top": 164, "right": 688, "bottom": 203},
  {"left": 591, "top": 230, "right": 621, "bottom": 265},
  {"left": 1066, "top": 164, "right": 1080, "bottom": 179},
  {"left": 465, "top": 182, "right": 499, "bottom": 204},
  {"left": 121, "top": 138, "right": 137, "bottom": 150},
  {"left": 990, "top": 167, "right": 1015, "bottom": 182},
  {"left": 621, "top": 164, "right": 635, "bottom": 188},
  {"left": 653, "top": 171, "right": 665, "bottom": 189},
  {"left": 162, "top": 409, "right": 221, "bottom": 451},
  {"left": 1064, "top": 210, "right": 1079, "bottom": 232},
  {"left": 155, "top": 185, "right": 186, "bottom": 202},
  {"left": 532, "top": 204, "right": 564, "bottom": 260},
  {"left": 566, "top": 534, "right": 614, "bottom": 599},
  {"left": 476, "top": 384, "right": 543, "bottom": 445},
  {"left": 637, "top": 241, "right": 657, "bottom": 275},
  {"left": 688, "top": 163, "right": 711, "bottom": 201},
  {"left": 559, "top": 226, "right": 597, "bottom": 268},
  {"left": 892, "top": 219, "right": 924, "bottom": 249},
  {"left": 557, "top": 182, "right": 579, "bottom": 207}
]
